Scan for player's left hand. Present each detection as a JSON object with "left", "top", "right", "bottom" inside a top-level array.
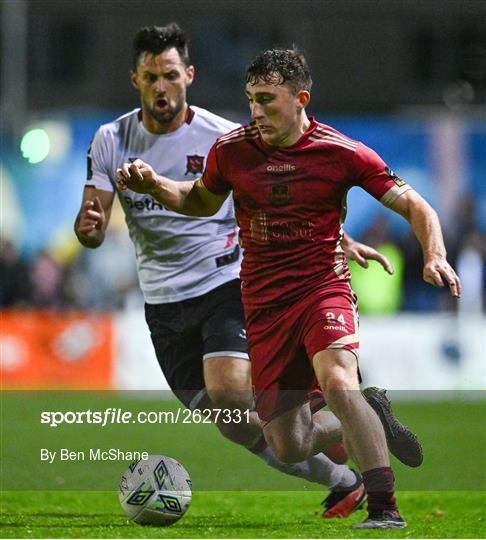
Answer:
[
  {"left": 343, "top": 239, "right": 394, "bottom": 274},
  {"left": 423, "top": 257, "right": 461, "bottom": 298}
]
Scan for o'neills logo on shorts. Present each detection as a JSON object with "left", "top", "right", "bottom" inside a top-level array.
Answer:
[
  {"left": 323, "top": 324, "right": 347, "bottom": 332},
  {"left": 266, "top": 164, "right": 296, "bottom": 173}
]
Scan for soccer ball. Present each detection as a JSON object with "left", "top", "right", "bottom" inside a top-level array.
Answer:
[{"left": 119, "top": 455, "right": 192, "bottom": 526}]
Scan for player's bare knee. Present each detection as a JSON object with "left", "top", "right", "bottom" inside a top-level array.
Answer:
[
  {"left": 314, "top": 350, "right": 359, "bottom": 394},
  {"left": 321, "top": 371, "right": 356, "bottom": 393},
  {"left": 206, "top": 387, "right": 253, "bottom": 411},
  {"left": 204, "top": 357, "right": 252, "bottom": 410}
]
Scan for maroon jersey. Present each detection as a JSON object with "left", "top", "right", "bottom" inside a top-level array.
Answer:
[{"left": 202, "top": 118, "right": 411, "bottom": 307}]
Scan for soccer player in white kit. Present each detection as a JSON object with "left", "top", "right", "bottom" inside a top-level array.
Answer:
[{"left": 75, "top": 24, "right": 419, "bottom": 518}]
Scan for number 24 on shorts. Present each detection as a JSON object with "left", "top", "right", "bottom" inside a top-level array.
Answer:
[{"left": 325, "top": 312, "right": 346, "bottom": 324}]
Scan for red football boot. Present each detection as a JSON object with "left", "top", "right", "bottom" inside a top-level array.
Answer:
[{"left": 322, "top": 470, "right": 367, "bottom": 519}]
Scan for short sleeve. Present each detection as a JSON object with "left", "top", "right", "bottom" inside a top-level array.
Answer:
[
  {"left": 85, "top": 128, "right": 115, "bottom": 192},
  {"left": 201, "top": 143, "right": 232, "bottom": 195},
  {"left": 351, "top": 142, "right": 412, "bottom": 207}
]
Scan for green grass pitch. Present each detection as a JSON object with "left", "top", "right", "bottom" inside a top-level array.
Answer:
[
  {"left": 1, "top": 490, "right": 485, "bottom": 538},
  {"left": 1, "top": 394, "right": 485, "bottom": 538}
]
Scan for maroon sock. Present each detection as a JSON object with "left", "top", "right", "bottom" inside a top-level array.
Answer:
[{"left": 362, "top": 467, "right": 398, "bottom": 512}]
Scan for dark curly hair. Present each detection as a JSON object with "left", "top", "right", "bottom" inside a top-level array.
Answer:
[
  {"left": 246, "top": 48, "right": 312, "bottom": 94},
  {"left": 132, "top": 23, "right": 190, "bottom": 68}
]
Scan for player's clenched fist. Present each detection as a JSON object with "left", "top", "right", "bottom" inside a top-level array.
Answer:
[
  {"left": 77, "top": 196, "right": 106, "bottom": 236},
  {"left": 74, "top": 195, "right": 108, "bottom": 249},
  {"left": 116, "top": 159, "right": 160, "bottom": 194}
]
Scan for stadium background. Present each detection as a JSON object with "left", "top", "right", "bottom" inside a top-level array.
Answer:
[
  {"left": 0, "top": 0, "right": 486, "bottom": 538},
  {"left": 1, "top": 1, "right": 485, "bottom": 537}
]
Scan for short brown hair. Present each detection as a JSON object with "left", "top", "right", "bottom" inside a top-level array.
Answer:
[{"left": 246, "top": 48, "right": 312, "bottom": 94}]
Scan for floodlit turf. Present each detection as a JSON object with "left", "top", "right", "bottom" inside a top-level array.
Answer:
[
  {"left": 0, "top": 490, "right": 485, "bottom": 538},
  {"left": 1, "top": 394, "right": 485, "bottom": 537}
]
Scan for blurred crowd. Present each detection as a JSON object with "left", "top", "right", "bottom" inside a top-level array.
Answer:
[
  {"left": 0, "top": 227, "right": 143, "bottom": 312},
  {"left": 350, "top": 204, "right": 485, "bottom": 313},
  {"left": 1, "top": 196, "right": 484, "bottom": 314}
]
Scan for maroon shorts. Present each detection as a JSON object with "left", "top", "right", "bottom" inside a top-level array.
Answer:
[{"left": 245, "top": 290, "right": 359, "bottom": 423}]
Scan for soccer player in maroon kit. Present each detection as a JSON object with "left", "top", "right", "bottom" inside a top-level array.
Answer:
[{"left": 116, "top": 48, "right": 460, "bottom": 529}]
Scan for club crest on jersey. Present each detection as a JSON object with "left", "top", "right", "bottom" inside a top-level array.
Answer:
[
  {"left": 270, "top": 184, "right": 290, "bottom": 206},
  {"left": 185, "top": 155, "right": 205, "bottom": 175},
  {"left": 386, "top": 166, "right": 405, "bottom": 187}
]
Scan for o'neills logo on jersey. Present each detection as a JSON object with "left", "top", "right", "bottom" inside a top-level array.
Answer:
[{"left": 266, "top": 164, "right": 296, "bottom": 173}]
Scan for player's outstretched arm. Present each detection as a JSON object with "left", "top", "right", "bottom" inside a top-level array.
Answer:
[
  {"left": 116, "top": 159, "right": 228, "bottom": 217},
  {"left": 389, "top": 190, "right": 461, "bottom": 298},
  {"left": 74, "top": 188, "right": 114, "bottom": 249},
  {"left": 342, "top": 233, "right": 394, "bottom": 274}
]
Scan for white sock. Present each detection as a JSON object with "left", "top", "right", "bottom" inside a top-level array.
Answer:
[{"left": 255, "top": 446, "right": 356, "bottom": 489}]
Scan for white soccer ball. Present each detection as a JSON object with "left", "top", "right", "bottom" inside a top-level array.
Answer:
[{"left": 119, "top": 455, "right": 192, "bottom": 526}]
